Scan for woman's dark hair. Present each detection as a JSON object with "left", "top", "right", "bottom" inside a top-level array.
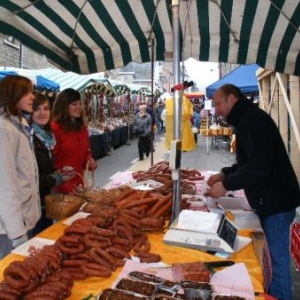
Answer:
[
  {"left": 0, "top": 75, "right": 33, "bottom": 118},
  {"left": 31, "top": 93, "right": 52, "bottom": 132},
  {"left": 52, "top": 88, "right": 85, "bottom": 131}
]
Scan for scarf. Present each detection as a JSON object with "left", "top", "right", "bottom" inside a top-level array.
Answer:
[
  {"left": 10, "top": 114, "right": 34, "bottom": 148},
  {"left": 32, "top": 123, "right": 56, "bottom": 153}
]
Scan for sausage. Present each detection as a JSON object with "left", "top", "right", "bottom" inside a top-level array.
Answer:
[
  {"left": 113, "top": 189, "right": 135, "bottom": 203},
  {"left": 118, "top": 209, "right": 143, "bottom": 220},
  {"left": 61, "top": 259, "right": 87, "bottom": 268},
  {"left": 61, "top": 267, "right": 88, "bottom": 280},
  {"left": 133, "top": 239, "right": 151, "bottom": 253},
  {"left": 152, "top": 200, "right": 172, "bottom": 218},
  {"left": 90, "top": 226, "right": 115, "bottom": 237},
  {"left": 90, "top": 247, "right": 116, "bottom": 270},
  {"left": 113, "top": 225, "right": 134, "bottom": 245},
  {"left": 81, "top": 263, "right": 112, "bottom": 277},
  {"left": 121, "top": 197, "right": 158, "bottom": 209},
  {"left": 135, "top": 252, "right": 161, "bottom": 263},
  {"left": 69, "top": 252, "right": 93, "bottom": 262},
  {"left": 140, "top": 217, "right": 165, "bottom": 229},
  {"left": 83, "top": 233, "right": 111, "bottom": 249},
  {"left": 4, "top": 262, "right": 31, "bottom": 290},
  {"left": 146, "top": 193, "right": 172, "bottom": 216},
  {"left": 0, "top": 283, "right": 22, "bottom": 300},
  {"left": 106, "top": 246, "right": 131, "bottom": 259},
  {"left": 111, "top": 236, "right": 132, "bottom": 252},
  {"left": 56, "top": 235, "right": 84, "bottom": 255},
  {"left": 86, "top": 216, "right": 108, "bottom": 227},
  {"left": 64, "top": 224, "right": 91, "bottom": 236},
  {"left": 0, "top": 292, "right": 20, "bottom": 300},
  {"left": 115, "top": 194, "right": 142, "bottom": 209}
]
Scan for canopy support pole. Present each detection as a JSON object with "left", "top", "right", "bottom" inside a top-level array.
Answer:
[
  {"left": 150, "top": 36, "right": 155, "bottom": 166},
  {"left": 126, "top": 91, "right": 131, "bottom": 145},
  {"left": 171, "top": 0, "right": 182, "bottom": 222}
]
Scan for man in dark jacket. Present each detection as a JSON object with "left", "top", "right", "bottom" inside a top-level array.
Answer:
[
  {"left": 208, "top": 84, "right": 300, "bottom": 300},
  {"left": 155, "top": 100, "right": 164, "bottom": 134}
]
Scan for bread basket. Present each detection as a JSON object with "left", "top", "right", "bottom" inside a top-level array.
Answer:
[
  {"left": 45, "top": 161, "right": 95, "bottom": 220},
  {"left": 45, "top": 194, "right": 84, "bottom": 220}
]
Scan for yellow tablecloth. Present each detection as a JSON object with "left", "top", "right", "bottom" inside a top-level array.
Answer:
[{"left": 0, "top": 220, "right": 265, "bottom": 299}]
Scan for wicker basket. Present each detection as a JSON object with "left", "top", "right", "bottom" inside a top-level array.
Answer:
[{"left": 45, "top": 194, "right": 84, "bottom": 220}]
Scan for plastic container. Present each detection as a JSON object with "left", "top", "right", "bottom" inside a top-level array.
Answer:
[
  {"left": 97, "top": 288, "right": 149, "bottom": 300},
  {"left": 116, "top": 278, "right": 156, "bottom": 297},
  {"left": 181, "top": 281, "right": 212, "bottom": 300}
]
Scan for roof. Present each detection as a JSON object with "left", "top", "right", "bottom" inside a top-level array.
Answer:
[
  {"left": 0, "top": 1, "right": 298, "bottom": 75},
  {"left": 127, "top": 84, "right": 151, "bottom": 95},
  {"left": 0, "top": 67, "right": 116, "bottom": 96},
  {"left": 0, "top": 69, "right": 60, "bottom": 91},
  {"left": 206, "top": 64, "right": 260, "bottom": 97}
]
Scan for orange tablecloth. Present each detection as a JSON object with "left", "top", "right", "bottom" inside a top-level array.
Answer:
[{"left": 0, "top": 220, "right": 265, "bottom": 299}]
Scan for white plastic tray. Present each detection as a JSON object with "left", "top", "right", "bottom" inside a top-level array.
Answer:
[
  {"left": 11, "top": 237, "right": 55, "bottom": 256},
  {"left": 63, "top": 212, "right": 90, "bottom": 225},
  {"left": 129, "top": 179, "right": 164, "bottom": 190}
]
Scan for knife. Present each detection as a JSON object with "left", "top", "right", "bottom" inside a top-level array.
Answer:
[
  {"left": 148, "top": 260, "right": 235, "bottom": 270},
  {"left": 204, "top": 260, "right": 235, "bottom": 268},
  {"left": 204, "top": 260, "right": 235, "bottom": 274}
]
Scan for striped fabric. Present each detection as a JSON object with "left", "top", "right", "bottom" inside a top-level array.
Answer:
[
  {"left": 113, "top": 84, "right": 131, "bottom": 96},
  {"left": 0, "top": 1, "right": 299, "bottom": 75},
  {"left": 0, "top": 67, "right": 116, "bottom": 95}
]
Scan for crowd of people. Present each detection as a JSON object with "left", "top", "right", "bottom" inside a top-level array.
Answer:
[
  {"left": 133, "top": 96, "right": 205, "bottom": 159},
  {"left": 0, "top": 75, "right": 97, "bottom": 259}
]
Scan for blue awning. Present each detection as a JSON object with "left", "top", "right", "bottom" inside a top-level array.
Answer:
[
  {"left": 0, "top": 70, "right": 60, "bottom": 92},
  {"left": 206, "top": 64, "right": 260, "bottom": 98}
]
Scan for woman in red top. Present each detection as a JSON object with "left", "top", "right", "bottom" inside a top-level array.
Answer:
[{"left": 51, "top": 88, "right": 97, "bottom": 194}]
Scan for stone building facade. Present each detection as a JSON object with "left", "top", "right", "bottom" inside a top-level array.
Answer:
[{"left": 0, "top": 34, "right": 55, "bottom": 69}]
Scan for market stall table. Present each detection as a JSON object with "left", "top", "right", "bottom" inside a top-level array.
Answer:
[
  {"left": 89, "top": 132, "right": 109, "bottom": 159},
  {"left": 110, "top": 127, "right": 121, "bottom": 148},
  {"left": 0, "top": 219, "right": 265, "bottom": 299},
  {"left": 120, "top": 125, "right": 132, "bottom": 144}
]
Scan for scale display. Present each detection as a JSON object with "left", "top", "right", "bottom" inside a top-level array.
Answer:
[{"left": 217, "top": 215, "right": 237, "bottom": 249}]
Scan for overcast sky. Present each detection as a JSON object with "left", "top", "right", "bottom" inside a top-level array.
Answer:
[{"left": 183, "top": 58, "right": 220, "bottom": 94}]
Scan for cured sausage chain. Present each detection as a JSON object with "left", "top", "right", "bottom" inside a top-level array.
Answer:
[
  {"left": 0, "top": 162, "right": 203, "bottom": 299},
  {"left": 0, "top": 208, "right": 163, "bottom": 299}
]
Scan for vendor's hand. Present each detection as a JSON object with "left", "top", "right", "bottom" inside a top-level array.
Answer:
[
  {"left": 209, "top": 181, "right": 227, "bottom": 198},
  {"left": 207, "top": 172, "right": 224, "bottom": 187},
  {"left": 11, "top": 234, "right": 28, "bottom": 249},
  {"left": 88, "top": 159, "right": 97, "bottom": 171}
]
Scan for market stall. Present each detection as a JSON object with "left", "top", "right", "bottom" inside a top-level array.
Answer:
[
  {"left": 0, "top": 221, "right": 265, "bottom": 299},
  {"left": 206, "top": 64, "right": 259, "bottom": 98},
  {"left": 0, "top": 69, "right": 60, "bottom": 102},
  {"left": 0, "top": 162, "right": 266, "bottom": 300}
]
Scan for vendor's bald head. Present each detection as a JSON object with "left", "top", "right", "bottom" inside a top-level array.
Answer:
[{"left": 213, "top": 84, "right": 244, "bottom": 119}]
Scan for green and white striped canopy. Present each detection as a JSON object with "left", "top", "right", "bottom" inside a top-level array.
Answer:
[{"left": 0, "top": 0, "right": 299, "bottom": 75}]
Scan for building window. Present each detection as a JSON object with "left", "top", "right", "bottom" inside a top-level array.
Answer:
[
  {"left": 6, "top": 36, "right": 15, "bottom": 43},
  {"left": 4, "top": 36, "right": 20, "bottom": 49}
]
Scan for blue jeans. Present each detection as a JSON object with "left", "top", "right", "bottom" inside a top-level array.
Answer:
[
  {"left": 262, "top": 210, "right": 295, "bottom": 300},
  {"left": 0, "top": 229, "right": 34, "bottom": 259},
  {"left": 156, "top": 119, "right": 163, "bottom": 134}
]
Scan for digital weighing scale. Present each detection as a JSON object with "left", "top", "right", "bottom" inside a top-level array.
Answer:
[{"left": 164, "top": 214, "right": 251, "bottom": 254}]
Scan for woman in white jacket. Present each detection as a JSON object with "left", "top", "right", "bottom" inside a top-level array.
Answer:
[{"left": 0, "top": 75, "right": 41, "bottom": 259}]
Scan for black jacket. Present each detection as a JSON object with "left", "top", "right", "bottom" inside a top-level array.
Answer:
[
  {"left": 33, "top": 135, "right": 56, "bottom": 204},
  {"left": 222, "top": 98, "right": 300, "bottom": 219}
]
